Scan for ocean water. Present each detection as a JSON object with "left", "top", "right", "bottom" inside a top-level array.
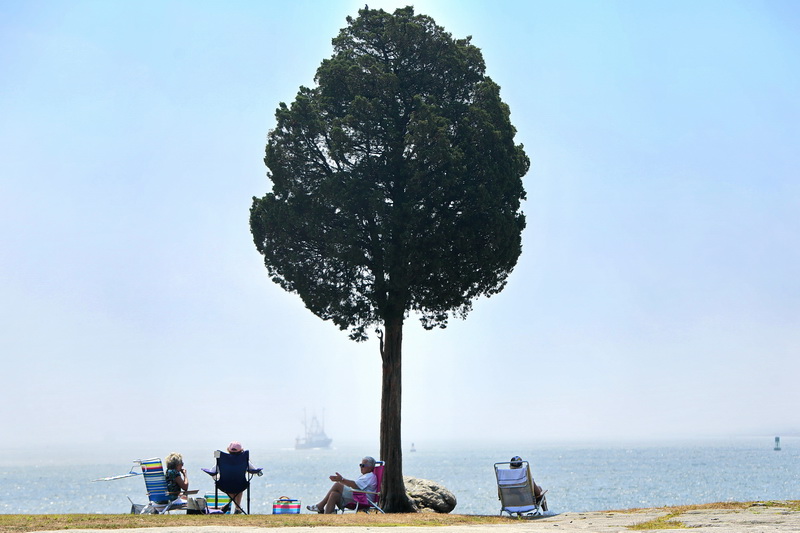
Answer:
[{"left": 0, "top": 438, "right": 796, "bottom": 515}]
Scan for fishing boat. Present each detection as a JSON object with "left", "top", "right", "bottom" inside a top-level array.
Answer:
[{"left": 295, "top": 412, "right": 332, "bottom": 449}]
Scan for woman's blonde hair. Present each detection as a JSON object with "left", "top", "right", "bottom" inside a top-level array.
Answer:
[{"left": 165, "top": 452, "right": 184, "bottom": 470}]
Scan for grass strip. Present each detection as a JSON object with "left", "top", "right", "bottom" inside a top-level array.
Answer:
[
  {"left": 626, "top": 500, "right": 800, "bottom": 530},
  {"left": 0, "top": 512, "right": 508, "bottom": 532},
  {"left": 2, "top": 501, "right": 798, "bottom": 532},
  {"left": 627, "top": 512, "right": 687, "bottom": 530}
]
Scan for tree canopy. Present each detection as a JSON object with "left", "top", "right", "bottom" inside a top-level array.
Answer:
[{"left": 251, "top": 6, "right": 528, "bottom": 512}]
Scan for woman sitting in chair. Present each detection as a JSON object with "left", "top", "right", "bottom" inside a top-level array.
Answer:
[{"left": 164, "top": 452, "right": 189, "bottom": 503}]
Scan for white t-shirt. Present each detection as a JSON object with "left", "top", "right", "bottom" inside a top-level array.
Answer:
[
  {"left": 340, "top": 471, "right": 378, "bottom": 507},
  {"left": 355, "top": 471, "right": 378, "bottom": 492}
]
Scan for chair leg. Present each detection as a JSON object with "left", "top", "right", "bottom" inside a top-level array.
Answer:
[{"left": 230, "top": 493, "right": 246, "bottom": 514}]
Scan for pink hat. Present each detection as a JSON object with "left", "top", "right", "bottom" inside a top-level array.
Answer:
[{"left": 227, "top": 441, "right": 243, "bottom": 453}]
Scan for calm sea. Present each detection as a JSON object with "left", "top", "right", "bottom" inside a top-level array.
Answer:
[{"left": 1, "top": 439, "right": 796, "bottom": 515}]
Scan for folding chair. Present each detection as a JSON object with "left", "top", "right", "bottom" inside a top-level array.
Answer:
[
  {"left": 494, "top": 460, "right": 548, "bottom": 518},
  {"left": 134, "top": 458, "right": 189, "bottom": 514},
  {"left": 340, "top": 461, "right": 385, "bottom": 513},
  {"left": 202, "top": 449, "right": 262, "bottom": 514}
]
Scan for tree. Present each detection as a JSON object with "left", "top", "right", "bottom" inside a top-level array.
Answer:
[{"left": 250, "top": 6, "right": 528, "bottom": 512}]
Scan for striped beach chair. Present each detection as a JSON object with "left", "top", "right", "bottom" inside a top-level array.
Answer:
[{"left": 135, "top": 458, "right": 186, "bottom": 514}]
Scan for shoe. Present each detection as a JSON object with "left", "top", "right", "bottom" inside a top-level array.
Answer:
[
  {"left": 220, "top": 503, "right": 231, "bottom": 514},
  {"left": 307, "top": 504, "right": 321, "bottom": 513}
]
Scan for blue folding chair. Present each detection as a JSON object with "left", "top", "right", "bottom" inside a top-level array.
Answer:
[{"left": 202, "top": 450, "right": 262, "bottom": 514}]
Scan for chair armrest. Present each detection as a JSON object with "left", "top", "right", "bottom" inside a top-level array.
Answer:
[{"left": 352, "top": 489, "right": 379, "bottom": 495}]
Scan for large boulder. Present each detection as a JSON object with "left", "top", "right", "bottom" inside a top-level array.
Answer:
[{"left": 403, "top": 476, "right": 457, "bottom": 513}]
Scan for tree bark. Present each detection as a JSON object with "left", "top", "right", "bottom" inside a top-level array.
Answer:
[{"left": 379, "top": 317, "right": 414, "bottom": 512}]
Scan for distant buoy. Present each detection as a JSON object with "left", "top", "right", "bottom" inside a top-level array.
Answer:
[
  {"left": 774, "top": 436, "right": 781, "bottom": 451},
  {"left": 410, "top": 442, "right": 416, "bottom": 452}
]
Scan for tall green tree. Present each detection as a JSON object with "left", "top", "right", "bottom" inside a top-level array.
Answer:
[{"left": 251, "top": 6, "right": 528, "bottom": 512}]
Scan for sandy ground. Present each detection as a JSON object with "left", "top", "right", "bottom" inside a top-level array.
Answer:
[{"left": 29, "top": 503, "right": 800, "bottom": 532}]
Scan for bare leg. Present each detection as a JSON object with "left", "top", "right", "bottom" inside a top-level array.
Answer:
[
  {"left": 233, "top": 493, "right": 244, "bottom": 513},
  {"left": 316, "top": 482, "right": 345, "bottom": 514}
]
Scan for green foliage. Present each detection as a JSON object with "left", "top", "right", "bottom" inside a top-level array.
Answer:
[{"left": 251, "top": 6, "right": 528, "bottom": 341}]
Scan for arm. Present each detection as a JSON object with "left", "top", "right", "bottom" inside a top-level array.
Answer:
[
  {"left": 248, "top": 460, "right": 263, "bottom": 475},
  {"left": 331, "top": 472, "right": 376, "bottom": 492},
  {"left": 176, "top": 468, "right": 189, "bottom": 491},
  {"left": 329, "top": 472, "right": 360, "bottom": 490}
]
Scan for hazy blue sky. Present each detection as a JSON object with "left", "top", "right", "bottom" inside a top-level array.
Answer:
[{"left": 1, "top": 0, "right": 798, "bottom": 459}]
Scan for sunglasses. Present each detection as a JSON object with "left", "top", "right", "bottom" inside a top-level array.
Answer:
[{"left": 359, "top": 463, "right": 368, "bottom": 467}]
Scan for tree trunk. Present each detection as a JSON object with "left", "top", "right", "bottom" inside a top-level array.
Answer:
[{"left": 379, "top": 316, "right": 414, "bottom": 512}]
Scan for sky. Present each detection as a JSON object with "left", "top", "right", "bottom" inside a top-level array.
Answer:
[{"left": 1, "top": 0, "right": 798, "bottom": 460}]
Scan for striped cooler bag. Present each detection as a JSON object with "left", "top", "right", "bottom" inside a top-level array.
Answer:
[
  {"left": 205, "top": 493, "right": 231, "bottom": 514},
  {"left": 272, "top": 496, "right": 301, "bottom": 514}
]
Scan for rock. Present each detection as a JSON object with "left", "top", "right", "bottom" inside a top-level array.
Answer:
[{"left": 403, "top": 476, "right": 457, "bottom": 513}]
